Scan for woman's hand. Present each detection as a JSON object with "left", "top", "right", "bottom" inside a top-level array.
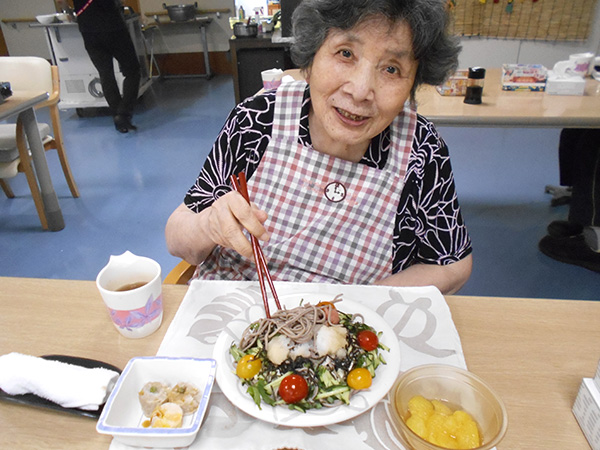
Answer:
[
  {"left": 165, "top": 193, "right": 269, "bottom": 265},
  {"left": 204, "top": 191, "right": 269, "bottom": 258}
]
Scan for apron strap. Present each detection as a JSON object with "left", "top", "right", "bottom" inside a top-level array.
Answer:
[
  {"left": 272, "top": 81, "right": 307, "bottom": 142},
  {"left": 388, "top": 103, "right": 417, "bottom": 181}
]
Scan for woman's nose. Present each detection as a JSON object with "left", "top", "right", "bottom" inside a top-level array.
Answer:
[{"left": 343, "top": 63, "right": 375, "bottom": 101}]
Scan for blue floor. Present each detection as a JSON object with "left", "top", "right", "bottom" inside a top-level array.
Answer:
[{"left": 1, "top": 75, "right": 598, "bottom": 300}]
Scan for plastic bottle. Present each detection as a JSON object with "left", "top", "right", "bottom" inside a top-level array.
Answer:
[
  {"left": 464, "top": 67, "right": 486, "bottom": 104},
  {"left": 255, "top": 11, "right": 262, "bottom": 33},
  {"left": 238, "top": 5, "right": 245, "bottom": 20}
]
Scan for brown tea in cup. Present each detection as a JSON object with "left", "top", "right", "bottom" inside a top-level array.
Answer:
[{"left": 115, "top": 281, "right": 148, "bottom": 292}]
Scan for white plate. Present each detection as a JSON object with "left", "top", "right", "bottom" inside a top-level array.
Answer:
[{"left": 212, "top": 293, "right": 401, "bottom": 427}]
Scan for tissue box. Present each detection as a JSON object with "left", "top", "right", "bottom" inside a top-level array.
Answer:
[
  {"left": 595, "top": 358, "right": 600, "bottom": 390},
  {"left": 573, "top": 378, "right": 600, "bottom": 450},
  {"left": 436, "top": 70, "right": 468, "bottom": 96},
  {"left": 546, "top": 71, "right": 586, "bottom": 95},
  {"left": 502, "top": 64, "right": 547, "bottom": 91}
]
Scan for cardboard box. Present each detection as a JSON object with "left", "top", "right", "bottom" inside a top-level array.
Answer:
[
  {"left": 546, "top": 71, "right": 586, "bottom": 95},
  {"left": 436, "top": 70, "right": 468, "bottom": 96},
  {"left": 502, "top": 64, "right": 547, "bottom": 91},
  {"left": 573, "top": 378, "right": 600, "bottom": 450}
]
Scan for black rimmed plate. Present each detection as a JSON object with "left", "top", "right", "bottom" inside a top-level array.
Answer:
[{"left": 0, "top": 355, "right": 121, "bottom": 419}]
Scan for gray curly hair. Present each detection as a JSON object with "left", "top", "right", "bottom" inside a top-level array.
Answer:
[{"left": 291, "top": 0, "right": 461, "bottom": 100}]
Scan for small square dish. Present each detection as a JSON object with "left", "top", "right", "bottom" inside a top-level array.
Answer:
[{"left": 96, "top": 356, "right": 216, "bottom": 448}]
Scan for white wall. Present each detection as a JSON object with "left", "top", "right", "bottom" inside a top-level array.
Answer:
[{"left": 1, "top": 0, "right": 600, "bottom": 69}]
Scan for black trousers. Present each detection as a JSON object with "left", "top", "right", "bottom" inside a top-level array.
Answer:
[
  {"left": 81, "top": 28, "right": 141, "bottom": 117},
  {"left": 558, "top": 128, "right": 600, "bottom": 227}
]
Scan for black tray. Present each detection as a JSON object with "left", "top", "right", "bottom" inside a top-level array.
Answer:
[{"left": 0, "top": 355, "right": 121, "bottom": 419}]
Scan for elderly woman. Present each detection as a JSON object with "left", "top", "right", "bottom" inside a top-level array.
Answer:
[{"left": 166, "top": 0, "right": 473, "bottom": 294}]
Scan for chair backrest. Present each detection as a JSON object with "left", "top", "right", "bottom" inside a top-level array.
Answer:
[{"left": 0, "top": 57, "right": 53, "bottom": 95}]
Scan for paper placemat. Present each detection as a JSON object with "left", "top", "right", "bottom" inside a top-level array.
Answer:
[{"left": 110, "top": 280, "right": 466, "bottom": 450}]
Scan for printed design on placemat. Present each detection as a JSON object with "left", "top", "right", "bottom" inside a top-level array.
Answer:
[
  {"left": 155, "top": 282, "right": 468, "bottom": 450},
  {"left": 186, "top": 285, "right": 261, "bottom": 345},
  {"left": 170, "top": 284, "right": 459, "bottom": 450},
  {"left": 377, "top": 289, "right": 457, "bottom": 358},
  {"left": 185, "top": 286, "right": 456, "bottom": 359},
  {"left": 108, "top": 295, "right": 162, "bottom": 330}
]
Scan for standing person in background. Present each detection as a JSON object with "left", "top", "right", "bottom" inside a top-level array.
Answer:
[
  {"left": 539, "top": 128, "right": 600, "bottom": 272},
  {"left": 69, "top": 0, "right": 141, "bottom": 133}
]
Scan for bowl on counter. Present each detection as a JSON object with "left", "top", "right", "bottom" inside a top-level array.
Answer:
[
  {"left": 96, "top": 356, "right": 216, "bottom": 448},
  {"left": 163, "top": 2, "right": 198, "bottom": 22},
  {"left": 390, "top": 364, "right": 508, "bottom": 450},
  {"left": 233, "top": 22, "right": 258, "bottom": 38}
]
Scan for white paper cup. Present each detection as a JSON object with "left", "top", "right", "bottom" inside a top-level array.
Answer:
[
  {"left": 96, "top": 251, "right": 163, "bottom": 339},
  {"left": 569, "top": 52, "right": 594, "bottom": 75},
  {"left": 261, "top": 68, "right": 283, "bottom": 90},
  {"left": 555, "top": 52, "right": 595, "bottom": 78}
]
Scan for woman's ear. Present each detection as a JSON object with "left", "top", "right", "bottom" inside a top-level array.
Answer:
[{"left": 301, "top": 66, "right": 311, "bottom": 84}]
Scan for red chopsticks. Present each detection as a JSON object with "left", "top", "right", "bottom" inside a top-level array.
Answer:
[{"left": 230, "top": 172, "right": 281, "bottom": 318}]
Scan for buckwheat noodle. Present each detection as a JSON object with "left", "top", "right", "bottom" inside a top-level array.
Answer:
[{"left": 239, "top": 294, "right": 363, "bottom": 351}]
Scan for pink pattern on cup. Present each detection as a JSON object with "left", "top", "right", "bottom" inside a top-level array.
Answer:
[
  {"left": 264, "top": 80, "right": 282, "bottom": 90},
  {"left": 108, "top": 295, "right": 163, "bottom": 331}
]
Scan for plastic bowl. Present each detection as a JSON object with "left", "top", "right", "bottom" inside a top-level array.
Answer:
[{"left": 390, "top": 364, "right": 508, "bottom": 450}]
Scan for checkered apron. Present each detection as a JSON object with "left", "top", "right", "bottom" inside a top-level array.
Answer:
[{"left": 196, "top": 81, "right": 416, "bottom": 284}]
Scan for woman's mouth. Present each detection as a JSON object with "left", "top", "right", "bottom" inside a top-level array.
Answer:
[{"left": 335, "top": 107, "right": 368, "bottom": 122}]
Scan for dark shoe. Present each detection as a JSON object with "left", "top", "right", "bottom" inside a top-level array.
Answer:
[
  {"left": 114, "top": 114, "right": 137, "bottom": 133},
  {"left": 547, "top": 220, "right": 583, "bottom": 238},
  {"left": 539, "top": 234, "right": 600, "bottom": 272}
]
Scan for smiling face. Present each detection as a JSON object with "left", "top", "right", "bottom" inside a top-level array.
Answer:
[{"left": 304, "top": 17, "right": 418, "bottom": 162}]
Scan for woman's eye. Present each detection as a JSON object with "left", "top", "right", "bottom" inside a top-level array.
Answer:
[
  {"left": 385, "top": 66, "right": 398, "bottom": 75},
  {"left": 340, "top": 49, "right": 352, "bottom": 58}
]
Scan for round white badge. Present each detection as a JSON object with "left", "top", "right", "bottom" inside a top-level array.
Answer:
[{"left": 324, "top": 181, "right": 347, "bottom": 203}]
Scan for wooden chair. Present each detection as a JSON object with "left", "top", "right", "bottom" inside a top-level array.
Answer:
[
  {"left": 164, "top": 260, "right": 195, "bottom": 285},
  {"left": 0, "top": 57, "right": 79, "bottom": 229}
]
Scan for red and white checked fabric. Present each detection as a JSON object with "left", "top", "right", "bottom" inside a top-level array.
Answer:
[{"left": 196, "top": 81, "right": 416, "bottom": 284}]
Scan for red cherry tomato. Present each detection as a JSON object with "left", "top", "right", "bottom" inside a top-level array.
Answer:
[
  {"left": 278, "top": 374, "right": 309, "bottom": 404},
  {"left": 357, "top": 330, "right": 379, "bottom": 351}
]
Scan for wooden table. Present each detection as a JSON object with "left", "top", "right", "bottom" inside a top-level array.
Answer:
[
  {"left": 415, "top": 68, "right": 600, "bottom": 128},
  {"left": 0, "top": 277, "right": 598, "bottom": 449},
  {"left": 0, "top": 91, "right": 65, "bottom": 231}
]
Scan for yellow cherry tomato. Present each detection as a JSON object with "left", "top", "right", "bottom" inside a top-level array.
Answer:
[
  {"left": 236, "top": 354, "right": 262, "bottom": 379},
  {"left": 347, "top": 368, "right": 372, "bottom": 390}
]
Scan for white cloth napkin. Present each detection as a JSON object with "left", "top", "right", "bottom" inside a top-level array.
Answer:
[{"left": 0, "top": 352, "right": 119, "bottom": 411}]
